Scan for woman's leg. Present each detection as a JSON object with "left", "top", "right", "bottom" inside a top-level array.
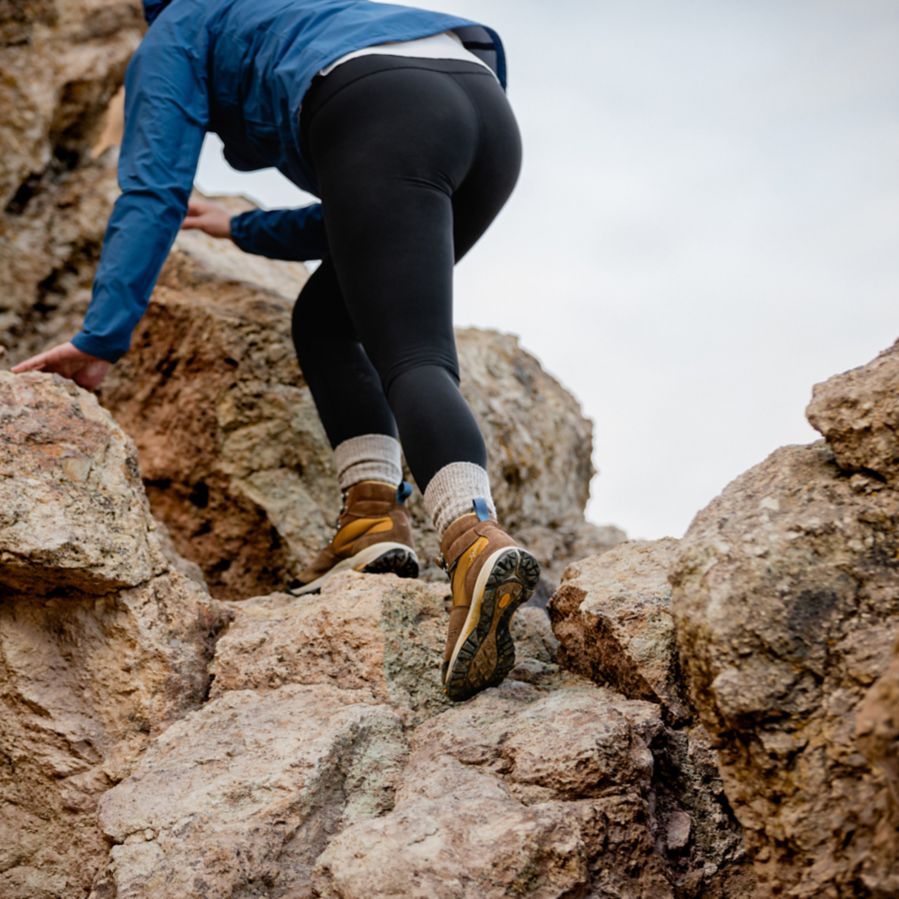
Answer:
[
  {"left": 302, "top": 56, "right": 537, "bottom": 700},
  {"left": 290, "top": 257, "right": 419, "bottom": 595},
  {"left": 291, "top": 256, "right": 397, "bottom": 450},
  {"left": 302, "top": 57, "right": 521, "bottom": 501}
]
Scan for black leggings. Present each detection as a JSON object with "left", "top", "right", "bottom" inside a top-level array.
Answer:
[{"left": 292, "top": 55, "right": 522, "bottom": 491}]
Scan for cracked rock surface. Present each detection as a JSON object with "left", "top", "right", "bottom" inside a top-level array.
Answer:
[
  {"left": 3, "top": 3, "right": 898, "bottom": 896},
  {"left": 0, "top": 372, "right": 225, "bottom": 899},
  {"left": 671, "top": 339, "right": 899, "bottom": 897},
  {"left": 0, "top": 371, "right": 745, "bottom": 897}
]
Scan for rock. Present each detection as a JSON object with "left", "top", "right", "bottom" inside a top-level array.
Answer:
[
  {"left": 856, "top": 635, "right": 899, "bottom": 896},
  {"left": 671, "top": 440, "right": 899, "bottom": 896},
  {"left": 0, "top": 371, "right": 166, "bottom": 594},
  {"left": 0, "top": 572, "right": 224, "bottom": 899},
  {"left": 0, "top": 373, "right": 227, "bottom": 899},
  {"left": 92, "top": 684, "right": 407, "bottom": 899},
  {"left": 210, "top": 571, "right": 559, "bottom": 725},
  {"left": 807, "top": 338, "right": 899, "bottom": 485},
  {"left": 314, "top": 683, "right": 674, "bottom": 899},
  {"left": 97, "top": 221, "right": 607, "bottom": 599},
  {"left": 549, "top": 538, "right": 687, "bottom": 722},
  {"left": 96, "top": 224, "right": 327, "bottom": 601},
  {"left": 1, "top": 0, "right": 142, "bottom": 362},
  {"left": 209, "top": 573, "right": 451, "bottom": 722},
  {"left": 94, "top": 559, "right": 747, "bottom": 898},
  {"left": 517, "top": 518, "right": 627, "bottom": 607},
  {"left": 548, "top": 540, "right": 752, "bottom": 895}
]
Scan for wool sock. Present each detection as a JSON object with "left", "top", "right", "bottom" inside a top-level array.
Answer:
[
  {"left": 334, "top": 434, "right": 402, "bottom": 491},
  {"left": 423, "top": 461, "right": 497, "bottom": 537}
]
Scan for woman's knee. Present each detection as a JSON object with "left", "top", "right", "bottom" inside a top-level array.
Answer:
[{"left": 381, "top": 355, "right": 461, "bottom": 400}]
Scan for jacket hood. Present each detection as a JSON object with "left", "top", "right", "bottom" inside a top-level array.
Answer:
[{"left": 143, "top": 0, "right": 172, "bottom": 24}]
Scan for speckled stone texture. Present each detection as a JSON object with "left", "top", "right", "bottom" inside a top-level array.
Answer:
[
  {"left": 0, "top": 373, "right": 226, "bottom": 899},
  {"left": 672, "top": 366, "right": 899, "bottom": 898},
  {"left": 807, "top": 338, "right": 899, "bottom": 486},
  {"left": 1, "top": 0, "right": 142, "bottom": 364},
  {"left": 549, "top": 539, "right": 753, "bottom": 896}
]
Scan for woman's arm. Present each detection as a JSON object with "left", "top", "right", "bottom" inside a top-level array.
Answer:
[
  {"left": 72, "top": 28, "right": 209, "bottom": 363},
  {"left": 198, "top": 202, "right": 329, "bottom": 261},
  {"left": 13, "top": 21, "right": 211, "bottom": 386}
]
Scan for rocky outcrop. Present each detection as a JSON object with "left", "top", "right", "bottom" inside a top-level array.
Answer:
[
  {"left": 807, "top": 338, "right": 899, "bottom": 485},
  {"left": 92, "top": 684, "right": 408, "bottom": 898},
  {"left": 671, "top": 341, "right": 899, "bottom": 897},
  {"left": 0, "top": 372, "right": 225, "bottom": 899},
  {"left": 6, "top": 3, "right": 896, "bottom": 896},
  {"left": 92, "top": 566, "right": 725, "bottom": 899},
  {"left": 549, "top": 539, "right": 752, "bottom": 896},
  {"left": 314, "top": 685, "right": 672, "bottom": 899},
  {"left": 0, "top": 371, "right": 739, "bottom": 899},
  {"left": 1, "top": 0, "right": 141, "bottom": 363}
]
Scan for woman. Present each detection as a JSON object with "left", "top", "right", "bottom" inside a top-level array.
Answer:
[{"left": 12, "top": 0, "right": 539, "bottom": 702}]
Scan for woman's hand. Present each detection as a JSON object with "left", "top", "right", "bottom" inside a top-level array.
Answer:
[
  {"left": 182, "top": 198, "right": 232, "bottom": 239},
  {"left": 11, "top": 342, "right": 112, "bottom": 390}
]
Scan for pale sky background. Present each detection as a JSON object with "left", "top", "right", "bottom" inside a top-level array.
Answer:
[{"left": 196, "top": 0, "right": 898, "bottom": 540}]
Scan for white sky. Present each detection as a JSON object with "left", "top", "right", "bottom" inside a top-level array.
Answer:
[{"left": 196, "top": 0, "right": 899, "bottom": 539}]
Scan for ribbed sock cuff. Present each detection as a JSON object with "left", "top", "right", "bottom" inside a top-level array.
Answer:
[
  {"left": 334, "top": 434, "right": 402, "bottom": 491},
  {"left": 423, "top": 462, "right": 496, "bottom": 537}
]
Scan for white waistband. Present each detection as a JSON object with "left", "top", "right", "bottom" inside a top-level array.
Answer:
[{"left": 319, "top": 31, "right": 497, "bottom": 81}]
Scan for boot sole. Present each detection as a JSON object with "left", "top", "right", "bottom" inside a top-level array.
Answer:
[
  {"left": 443, "top": 547, "right": 541, "bottom": 702},
  {"left": 290, "top": 543, "right": 419, "bottom": 596}
]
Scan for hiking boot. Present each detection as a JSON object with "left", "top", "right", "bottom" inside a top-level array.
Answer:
[
  {"left": 290, "top": 480, "right": 419, "bottom": 596},
  {"left": 439, "top": 500, "right": 540, "bottom": 701}
]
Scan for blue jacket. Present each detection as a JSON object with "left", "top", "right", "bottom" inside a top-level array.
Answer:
[{"left": 73, "top": 0, "right": 506, "bottom": 361}]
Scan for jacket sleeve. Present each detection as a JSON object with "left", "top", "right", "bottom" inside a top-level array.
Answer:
[
  {"left": 71, "top": 28, "right": 209, "bottom": 362},
  {"left": 229, "top": 204, "right": 329, "bottom": 261}
]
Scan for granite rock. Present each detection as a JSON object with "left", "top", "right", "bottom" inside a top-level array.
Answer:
[
  {"left": 807, "top": 338, "right": 899, "bottom": 485},
  {"left": 671, "top": 440, "right": 899, "bottom": 896}
]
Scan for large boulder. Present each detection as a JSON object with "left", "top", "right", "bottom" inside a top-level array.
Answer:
[
  {"left": 671, "top": 339, "right": 899, "bottom": 896},
  {"left": 91, "top": 684, "right": 408, "bottom": 898},
  {"left": 548, "top": 539, "right": 752, "bottom": 896},
  {"left": 0, "top": 371, "right": 165, "bottom": 593},
  {"left": 314, "top": 685, "right": 672, "bottom": 899},
  {"left": 93, "top": 564, "right": 735, "bottom": 898},
  {"left": 0, "top": 372, "right": 226, "bottom": 899}
]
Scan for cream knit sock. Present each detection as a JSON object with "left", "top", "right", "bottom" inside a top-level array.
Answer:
[
  {"left": 423, "top": 461, "right": 497, "bottom": 537},
  {"left": 334, "top": 434, "right": 402, "bottom": 491}
]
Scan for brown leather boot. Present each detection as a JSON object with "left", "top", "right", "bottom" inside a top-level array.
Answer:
[
  {"left": 290, "top": 480, "right": 418, "bottom": 596},
  {"left": 439, "top": 505, "right": 540, "bottom": 701}
]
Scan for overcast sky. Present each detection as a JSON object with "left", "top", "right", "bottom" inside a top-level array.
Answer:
[{"left": 196, "top": 0, "right": 898, "bottom": 539}]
